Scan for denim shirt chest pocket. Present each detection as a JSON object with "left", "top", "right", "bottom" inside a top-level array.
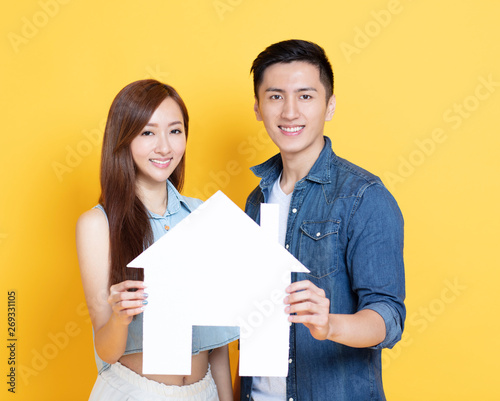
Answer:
[{"left": 299, "top": 220, "right": 340, "bottom": 279}]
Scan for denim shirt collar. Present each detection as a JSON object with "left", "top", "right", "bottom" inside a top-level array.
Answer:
[
  {"left": 250, "top": 136, "right": 333, "bottom": 190},
  {"left": 148, "top": 180, "right": 193, "bottom": 219}
]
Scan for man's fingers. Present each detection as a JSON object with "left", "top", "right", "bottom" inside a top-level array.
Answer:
[
  {"left": 288, "top": 312, "right": 329, "bottom": 327},
  {"left": 286, "top": 280, "right": 325, "bottom": 297},
  {"left": 287, "top": 301, "right": 316, "bottom": 314},
  {"left": 285, "top": 289, "right": 329, "bottom": 307}
]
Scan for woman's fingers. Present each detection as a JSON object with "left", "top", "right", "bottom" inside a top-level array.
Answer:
[
  {"left": 110, "top": 280, "right": 146, "bottom": 293},
  {"left": 108, "top": 280, "right": 148, "bottom": 320}
]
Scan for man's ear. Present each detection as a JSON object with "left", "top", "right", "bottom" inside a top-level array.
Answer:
[
  {"left": 325, "top": 94, "right": 336, "bottom": 121},
  {"left": 254, "top": 96, "right": 263, "bottom": 121}
]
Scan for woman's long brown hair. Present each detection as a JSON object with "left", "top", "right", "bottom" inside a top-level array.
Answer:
[{"left": 99, "top": 80, "right": 189, "bottom": 286}]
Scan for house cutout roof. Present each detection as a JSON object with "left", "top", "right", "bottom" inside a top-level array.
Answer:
[{"left": 128, "top": 190, "right": 309, "bottom": 376}]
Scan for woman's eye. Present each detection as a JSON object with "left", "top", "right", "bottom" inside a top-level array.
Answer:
[
  {"left": 141, "top": 131, "right": 154, "bottom": 136},
  {"left": 171, "top": 129, "right": 183, "bottom": 134}
]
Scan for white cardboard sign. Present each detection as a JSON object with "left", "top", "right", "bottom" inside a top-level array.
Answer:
[{"left": 128, "top": 191, "right": 308, "bottom": 376}]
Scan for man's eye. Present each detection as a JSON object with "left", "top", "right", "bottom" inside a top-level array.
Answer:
[
  {"left": 270, "top": 94, "right": 282, "bottom": 100},
  {"left": 300, "top": 94, "right": 312, "bottom": 100}
]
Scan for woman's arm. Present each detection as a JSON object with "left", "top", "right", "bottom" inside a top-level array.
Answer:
[
  {"left": 209, "top": 345, "right": 234, "bottom": 401},
  {"left": 76, "top": 209, "right": 147, "bottom": 364}
]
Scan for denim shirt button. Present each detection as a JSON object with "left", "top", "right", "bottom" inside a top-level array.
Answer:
[
  {"left": 289, "top": 398, "right": 294, "bottom": 401},
  {"left": 288, "top": 358, "right": 292, "bottom": 363},
  {"left": 316, "top": 232, "right": 321, "bottom": 237},
  {"left": 285, "top": 244, "right": 289, "bottom": 249},
  {"left": 292, "top": 208, "right": 297, "bottom": 213}
]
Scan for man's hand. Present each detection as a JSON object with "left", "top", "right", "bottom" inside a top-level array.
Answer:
[
  {"left": 284, "top": 280, "right": 331, "bottom": 340},
  {"left": 285, "top": 280, "right": 387, "bottom": 347}
]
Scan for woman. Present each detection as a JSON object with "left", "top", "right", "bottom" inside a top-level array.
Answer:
[{"left": 76, "top": 80, "right": 238, "bottom": 400}]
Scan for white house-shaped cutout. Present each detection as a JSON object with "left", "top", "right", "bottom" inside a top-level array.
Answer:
[{"left": 128, "top": 191, "right": 309, "bottom": 376}]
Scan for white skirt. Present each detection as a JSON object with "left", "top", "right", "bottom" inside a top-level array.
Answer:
[{"left": 89, "top": 362, "right": 219, "bottom": 401}]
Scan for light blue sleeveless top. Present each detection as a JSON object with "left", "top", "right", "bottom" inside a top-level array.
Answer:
[{"left": 93, "top": 181, "right": 239, "bottom": 374}]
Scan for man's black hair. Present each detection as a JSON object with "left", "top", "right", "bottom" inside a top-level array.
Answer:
[{"left": 251, "top": 39, "right": 334, "bottom": 101}]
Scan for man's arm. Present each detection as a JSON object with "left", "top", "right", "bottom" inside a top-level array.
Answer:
[
  {"left": 286, "top": 183, "right": 405, "bottom": 348},
  {"left": 285, "top": 280, "right": 386, "bottom": 347}
]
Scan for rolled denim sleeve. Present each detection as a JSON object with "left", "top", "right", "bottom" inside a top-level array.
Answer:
[
  {"left": 346, "top": 182, "right": 406, "bottom": 349},
  {"left": 365, "top": 302, "right": 403, "bottom": 349}
]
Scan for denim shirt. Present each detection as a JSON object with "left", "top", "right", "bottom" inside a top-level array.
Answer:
[
  {"left": 240, "top": 137, "right": 405, "bottom": 401},
  {"left": 93, "top": 180, "right": 239, "bottom": 374}
]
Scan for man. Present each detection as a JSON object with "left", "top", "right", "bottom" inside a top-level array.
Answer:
[{"left": 240, "top": 40, "right": 406, "bottom": 401}]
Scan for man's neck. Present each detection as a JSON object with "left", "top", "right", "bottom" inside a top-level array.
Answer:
[{"left": 279, "top": 140, "right": 324, "bottom": 195}]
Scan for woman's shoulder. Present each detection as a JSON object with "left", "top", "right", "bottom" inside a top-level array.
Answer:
[
  {"left": 76, "top": 206, "right": 109, "bottom": 235},
  {"left": 76, "top": 207, "right": 110, "bottom": 269}
]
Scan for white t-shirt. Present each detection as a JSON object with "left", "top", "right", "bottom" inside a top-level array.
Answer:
[{"left": 250, "top": 174, "right": 291, "bottom": 401}]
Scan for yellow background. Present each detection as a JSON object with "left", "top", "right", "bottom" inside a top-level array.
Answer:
[{"left": 2, "top": 1, "right": 499, "bottom": 400}]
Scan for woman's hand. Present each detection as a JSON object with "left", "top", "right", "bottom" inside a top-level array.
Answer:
[{"left": 108, "top": 280, "right": 148, "bottom": 325}]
